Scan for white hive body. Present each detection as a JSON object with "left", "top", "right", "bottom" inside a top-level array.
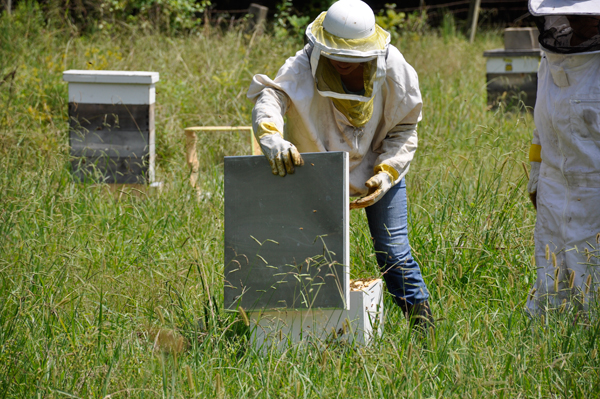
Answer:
[
  {"left": 251, "top": 279, "right": 384, "bottom": 350},
  {"left": 322, "top": 0, "right": 375, "bottom": 39},
  {"left": 63, "top": 70, "right": 159, "bottom": 184},
  {"left": 483, "top": 28, "right": 542, "bottom": 110}
]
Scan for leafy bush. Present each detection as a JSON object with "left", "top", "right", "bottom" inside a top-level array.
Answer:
[
  {"left": 376, "top": 3, "right": 406, "bottom": 41},
  {"left": 376, "top": 4, "right": 429, "bottom": 41},
  {"left": 272, "top": 0, "right": 310, "bottom": 38},
  {"left": 41, "top": 0, "right": 211, "bottom": 33}
]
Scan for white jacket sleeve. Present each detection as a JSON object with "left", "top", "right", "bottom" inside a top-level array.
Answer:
[
  {"left": 374, "top": 122, "right": 418, "bottom": 182},
  {"left": 251, "top": 86, "right": 290, "bottom": 139},
  {"left": 373, "top": 48, "right": 422, "bottom": 183}
]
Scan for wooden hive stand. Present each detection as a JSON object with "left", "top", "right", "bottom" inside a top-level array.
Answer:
[{"left": 184, "top": 126, "right": 261, "bottom": 196}]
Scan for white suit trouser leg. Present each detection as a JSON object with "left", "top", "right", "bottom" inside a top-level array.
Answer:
[{"left": 527, "top": 175, "right": 600, "bottom": 314}]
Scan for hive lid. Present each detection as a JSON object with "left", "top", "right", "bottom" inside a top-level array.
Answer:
[
  {"left": 223, "top": 152, "right": 350, "bottom": 311},
  {"left": 483, "top": 48, "right": 543, "bottom": 58},
  {"left": 63, "top": 70, "right": 159, "bottom": 84}
]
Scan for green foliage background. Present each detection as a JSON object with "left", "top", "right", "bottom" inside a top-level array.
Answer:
[{"left": 1, "top": 3, "right": 599, "bottom": 398}]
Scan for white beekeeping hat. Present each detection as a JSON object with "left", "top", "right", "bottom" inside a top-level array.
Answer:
[{"left": 304, "top": 0, "right": 390, "bottom": 107}]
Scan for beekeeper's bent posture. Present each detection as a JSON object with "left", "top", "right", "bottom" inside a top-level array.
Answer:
[
  {"left": 248, "top": 0, "right": 433, "bottom": 331},
  {"left": 526, "top": 0, "right": 600, "bottom": 314}
]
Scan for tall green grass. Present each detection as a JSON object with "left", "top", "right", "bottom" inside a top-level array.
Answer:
[{"left": 2, "top": 4, "right": 599, "bottom": 398}]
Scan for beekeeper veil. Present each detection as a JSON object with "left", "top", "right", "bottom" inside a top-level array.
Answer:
[
  {"left": 305, "top": 0, "right": 391, "bottom": 128},
  {"left": 529, "top": 0, "right": 600, "bottom": 53}
]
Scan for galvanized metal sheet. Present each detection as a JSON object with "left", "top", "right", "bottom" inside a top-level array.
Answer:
[
  {"left": 224, "top": 152, "right": 349, "bottom": 311},
  {"left": 68, "top": 103, "right": 155, "bottom": 183}
]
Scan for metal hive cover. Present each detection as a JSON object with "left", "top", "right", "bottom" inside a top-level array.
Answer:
[{"left": 224, "top": 152, "right": 349, "bottom": 311}]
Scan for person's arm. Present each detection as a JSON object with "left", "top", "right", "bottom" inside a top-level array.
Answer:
[
  {"left": 528, "top": 128, "right": 542, "bottom": 209},
  {"left": 349, "top": 123, "right": 418, "bottom": 209},
  {"left": 373, "top": 122, "right": 419, "bottom": 183},
  {"left": 252, "top": 87, "right": 289, "bottom": 137},
  {"left": 252, "top": 87, "right": 303, "bottom": 176},
  {"left": 350, "top": 56, "right": 422, "bottom": 210}
]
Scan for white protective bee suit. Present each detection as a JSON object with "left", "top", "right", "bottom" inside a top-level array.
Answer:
[
  {"left": 526, "top": 0, "right": 600, "bottom": 314},
  {"left": 247, "top": 0, "right": 433, "bottom": 328},
  {"left": 247, "top": 5, "right": 422, "bottom": 197}
]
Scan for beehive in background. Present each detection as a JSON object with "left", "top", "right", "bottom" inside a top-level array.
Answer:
[
  {"left": 483, "top": 27, "right": 542, "bottom": 110},
  {"left": 63, "top": 70, "right": 159, "bottom": 183}
]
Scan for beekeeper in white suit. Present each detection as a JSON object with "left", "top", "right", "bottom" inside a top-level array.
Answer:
[
  {"left": 526, "top": 0, "right": 600, "bottom": 314},
  {"left": 247, "top": 0, "right": 434, "bottom": 331}
]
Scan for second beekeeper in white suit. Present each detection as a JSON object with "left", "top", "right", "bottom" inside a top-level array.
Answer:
[{"left": 526, "top": 0, "right": 600, "bottom": 314}]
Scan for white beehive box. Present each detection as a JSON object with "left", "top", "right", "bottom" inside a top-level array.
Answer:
[
  {"left": 250, "top": 279, "right": 384, "bottom": 350},
  {"left": 483, "top": 28, "right": 542, "bottom": 110},
  {"left": 63, "top": 70, "right": 159, "bottom": 184}
]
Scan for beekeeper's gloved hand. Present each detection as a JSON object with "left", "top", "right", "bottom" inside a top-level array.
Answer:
[
  {"left": 528, "top": 161, "right": 540, "bottom": 209},
  {"left": 527, "top": 143, "right": 542, "bottom": 210},
  {"left": 350, "top": 171, "right": 394, "bottom": 210},
  {"left": 257, "top": 122, "right": 304, "bottom": 177}
]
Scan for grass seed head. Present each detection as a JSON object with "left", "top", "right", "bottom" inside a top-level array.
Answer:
[
  {"left": 569, "top": 270, "right": 575, "bottom": 289},
  {"left": 584, "top": 247, "right": 591, "bottom": 262},
  {"left": 215, "top": 372, "right": 223, "bottom": 397},
  {"left": 155, "top": 307, "right": 165, "bottom": 325},
  {"left": 529, "top": 288, "right": 537, "bottom": 301},
  {"left": 454, "top": 362, "right": 461, "bottom": 378},
  {"left": 344, "top": 317, "right": 352, "bottom": 335},
  {"left": 320, "top": 350, "right": 328, "bottom": 368},
  {"left": 238, "top": 306, "right": 250, "bottom": 327},
  {"left": 429, "top": 326, "right": 436, "bottom": 349},
  {"left": 500, "top": 156, "right": 509, "bottom": 172},
  {"left": 186, "top": 365, "right": 195, "bottom": 392},
  {"left": 559, "top": 299, "right": 567, "bottom": 313},
  {"left": 552, "top": 252, "right": 557, "bottom": 268},
  {"left": 585, "top": 274, "right": 592, "bottom": 295},
  {"left": 546, "top": 245, "right": 550, "bottom": 261},
  {"left": 522, "top": 161, "right": 529, "bottom": 179}
]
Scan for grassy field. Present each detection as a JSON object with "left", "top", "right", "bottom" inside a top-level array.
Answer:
[{"left": 2, "top": 4, "right": 600, "bottom": 398}]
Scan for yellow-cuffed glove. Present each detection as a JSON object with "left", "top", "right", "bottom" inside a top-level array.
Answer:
[
  {"left": 528, "top": 144, "right": 542, "bottom": 209},
  {"left": 350, "top": 171, "right": 394, "bottom": 210},
  {"left": 257, "top": 122, "right": 304, "bottom": 177}
]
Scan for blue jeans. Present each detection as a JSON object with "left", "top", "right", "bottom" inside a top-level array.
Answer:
[{"left": 364, "top": 179, "right": 430, "bottom": 307}]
